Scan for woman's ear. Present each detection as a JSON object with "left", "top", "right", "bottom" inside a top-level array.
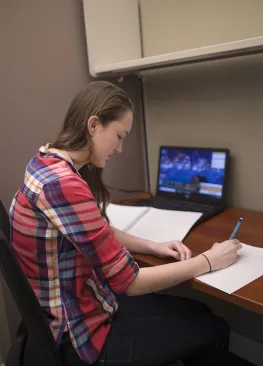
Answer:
[{"left": 87, "top": 115, "right": 99, "bottom": 135}]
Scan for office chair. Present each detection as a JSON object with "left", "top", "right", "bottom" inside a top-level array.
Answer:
[{"left": 0, "top": 200, "right": 62, "bottom": 366}]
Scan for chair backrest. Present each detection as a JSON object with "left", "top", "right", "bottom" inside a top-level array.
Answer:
[
  {"left": 0, "top": 200, "right": 10, "bottom": 239},
  {"left": 0, "top": 201, "right": 62, "bottom": 366}
]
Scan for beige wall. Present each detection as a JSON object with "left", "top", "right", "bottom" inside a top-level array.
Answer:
[
  {"left": 144, "top": 53, "right": 263, "bottom": 211},
  {"left": 0, "top": 0, "right": 145, "bottom": 361},
  {"left": 0, "top": 0, "right": 91, "bottom": 210},
  {"left": 0, "top": 1, "right": 145, "bottom": 211},
  {"left": 140, "top": 0, "right": 263, "bottom": 57}
]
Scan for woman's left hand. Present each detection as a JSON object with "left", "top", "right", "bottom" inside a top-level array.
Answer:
[{"left": 151, "top": 240, "right": 192, "bottom": 261}]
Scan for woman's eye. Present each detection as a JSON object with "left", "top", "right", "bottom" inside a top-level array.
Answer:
[{"left": 117, "top": 135, "right": 123, "bottom": 140}]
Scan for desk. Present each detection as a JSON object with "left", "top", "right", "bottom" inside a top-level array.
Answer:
[{"left": 118, "top": 194, "right": 263, "bottom": 315}]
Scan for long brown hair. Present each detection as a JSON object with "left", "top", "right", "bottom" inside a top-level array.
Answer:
[{"left": 51, "top": 81, "right": 133, "bottom": 221}]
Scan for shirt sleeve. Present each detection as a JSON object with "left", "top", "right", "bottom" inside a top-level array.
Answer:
[{"left": 36, "top": 174, "right": 139, "bottom": 294}]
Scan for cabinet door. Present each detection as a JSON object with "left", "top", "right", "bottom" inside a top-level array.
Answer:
[
  {"left": 83, "top": 0, "right": 142, "bottom": 76},
  {"left": 140, "top": 0, "right": 263, "bottom": 57}
]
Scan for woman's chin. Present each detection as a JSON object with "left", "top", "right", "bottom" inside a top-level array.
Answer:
[
  {"left": 94, "top": 160, "right": 107, "bottom": 168},
  {"left": 88, "top": 156, "right": 108, "bottom": 168}
]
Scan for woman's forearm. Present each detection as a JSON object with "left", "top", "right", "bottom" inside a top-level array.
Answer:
[
  {"left": 126, "top": 254, "right": 209, "bottom": 296},
  {"left": 112, "top": 228, "right": 155, "bottom": 255}
]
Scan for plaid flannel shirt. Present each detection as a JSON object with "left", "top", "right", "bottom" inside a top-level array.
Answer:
[{"left": 9, "top": 145, "right": 139, "bottom": 363}]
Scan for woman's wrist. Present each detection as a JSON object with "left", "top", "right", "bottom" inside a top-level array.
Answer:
[
  {"left": 201, "top": 253, "right": 212, "bottom": 272},
  {"left": 194, "top": 254, "right": 211, "bottom": 275}
]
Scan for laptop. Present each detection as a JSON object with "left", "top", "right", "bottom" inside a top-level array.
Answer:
[{"left": 137, "top": 146, "right": 230, "bottom": 228}]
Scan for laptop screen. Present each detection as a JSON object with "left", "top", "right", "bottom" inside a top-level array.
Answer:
[{"left": 157, "top": 146, "right": 229, "bottom": 202}]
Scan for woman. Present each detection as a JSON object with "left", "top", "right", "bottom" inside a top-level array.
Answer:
[{"left": 10, "top": 81, "right": 241, "bottom": 366}]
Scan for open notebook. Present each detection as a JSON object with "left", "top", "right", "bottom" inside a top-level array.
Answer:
[{"left": 106, "top": 203, "right": 202, "bottom": 242}]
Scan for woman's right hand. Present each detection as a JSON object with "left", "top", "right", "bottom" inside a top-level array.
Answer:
[{"left": 205, "top": 239, "right": 242, "bottom": 271}]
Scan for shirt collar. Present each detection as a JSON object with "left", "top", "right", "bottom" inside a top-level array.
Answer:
[{"left": 39, "top": 144, "right": 81, "bottom": 177}]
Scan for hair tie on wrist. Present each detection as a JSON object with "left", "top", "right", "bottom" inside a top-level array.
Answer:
[{"left": 201, "top": 253, "right": 212, "bottom": 272}]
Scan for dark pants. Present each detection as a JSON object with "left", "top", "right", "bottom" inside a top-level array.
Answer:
[{"left": 59, "top": 293, "right": 229, "bottom": 366}]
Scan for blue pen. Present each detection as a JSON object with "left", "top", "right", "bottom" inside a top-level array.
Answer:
[{"left": 229, "top": 217, "right": 243, "bottom": 239}]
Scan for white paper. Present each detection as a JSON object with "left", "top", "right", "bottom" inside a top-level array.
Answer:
[
  {"left": 127, "top": 207, "right": 202, "bottom": 242},
  {"left": 106, "top": 203, "right": 149, "bottom": 231},
  {"left": 197, "top": 244, "right": 263, "bottom": 294}
]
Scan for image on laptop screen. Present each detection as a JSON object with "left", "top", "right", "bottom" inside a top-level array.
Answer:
[{"left": 158, "top": 147, "right": 228, "bottom": 199}]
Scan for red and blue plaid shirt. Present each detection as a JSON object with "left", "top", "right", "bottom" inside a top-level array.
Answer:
[{"left": 9, "top": 145, "right": 139, "bottom": 363}]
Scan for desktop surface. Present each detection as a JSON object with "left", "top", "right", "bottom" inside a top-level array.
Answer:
[{"left": 118, "top": 193, "right": 263, "bottom": 314}]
